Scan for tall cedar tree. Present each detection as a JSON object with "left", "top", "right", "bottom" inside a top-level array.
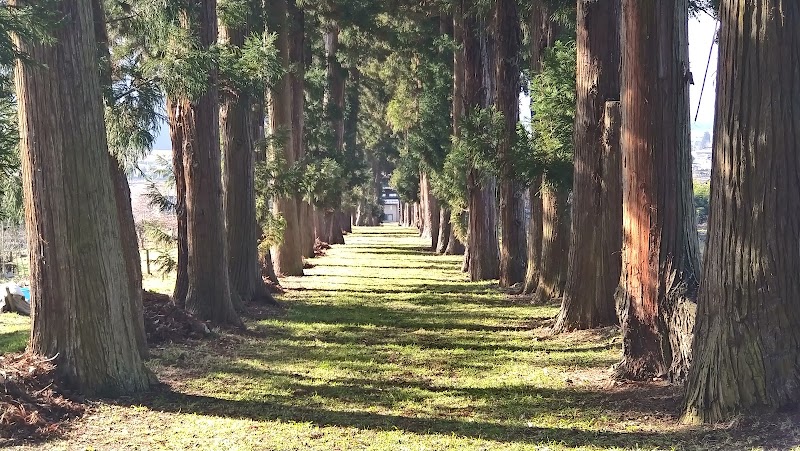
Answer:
[
  {"left": 683, "top": 0, "right": 800, "bottom": 423},
  {"left": 420, "top": 171, "right": 440, "bottom": 250},
  {"left": 289, "top": 0, "right": 315, "bottom": 259},
  {"left": 176, "top": 0, "right": 242, "bottom": 326},
  {"left": 616, "top": 0, "right": 699, "bottom": 382},
  {"left": 446, "top": 4, "right": 467, "bottom": 257},
  {"left": 555, "top": 0, "right": 621, "bottom": 331},
  {"left": 321, "top": 23, "right": 346, "bottom": 245},
  {"left": 220, "top": 3, "right": 276, "bottom": 303},
  {"left": 534, "top": 180, "right": 570, "bottom": 302},
  {"left": 463, "top": 1, "right": 499, "bottom": 281},
  {"left": 494, "top": 0, "right": 526, "bottom": 287},
  {"left": 167, "top": 96, "right": 189, "bottom": 306},
  {"left": 13, "top": 0, "right": 151, "bottom": 394},
  {"left": 92, "top": 0, "right": 148, "bottom": 357},
  {"left": 270, "top": 0, "right": 304, "bottom": 276},
  {"left": 521, "top": 2, "right": 558, "bottom": 295}
]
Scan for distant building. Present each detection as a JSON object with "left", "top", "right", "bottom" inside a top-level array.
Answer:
[{"left": 381, "top": 186, "right": 400, "bottom": 222}]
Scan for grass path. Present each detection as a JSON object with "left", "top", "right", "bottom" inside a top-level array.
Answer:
[{"left": 3, "top": 226, "right": 795, "bottom": 449}]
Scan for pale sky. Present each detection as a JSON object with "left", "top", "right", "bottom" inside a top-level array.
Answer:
[
  {"left": 152, "top": 15, "right": 720, "bottom": 150},
  {"left": 688, "top": 13, "right": 719, "bottom": 136}
]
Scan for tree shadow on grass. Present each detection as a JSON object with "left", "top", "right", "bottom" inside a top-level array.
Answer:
[{"left": 124, "top": 385, "right": 717, "bottom": 449}]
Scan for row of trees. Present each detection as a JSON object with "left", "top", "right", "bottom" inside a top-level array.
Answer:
[
  {"left": 392, "top": 0, "right": 800, "bottom": 424},
  {"left": 2, "top": 0, "right": 798, "bottom": 424}
]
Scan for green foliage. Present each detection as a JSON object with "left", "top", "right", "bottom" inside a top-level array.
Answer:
[
  {"left": 693, "top": 180, "right": 710, "bottom": 223},
  {"left": 389, "top": 156, "right": 420, "bottom": 203},
  {"left": 530, "top": 39, "right": 576, "bottom": 189},
  {"left": 257, "top": 212, "right": 286, "bottom": 252},
  {"left": 303, "top": 158, "right": 349, "bottom": 210},
  {"left": 140, "top": 221, "right": 177, "bottom": 277}
]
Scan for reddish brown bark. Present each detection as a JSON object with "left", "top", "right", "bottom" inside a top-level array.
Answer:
[
  {"left": 534, "top": 182, "right": 570, "bottom": 303},
  {"left": 522, "top": 2, "right": 558, "bottom": 295},
  {"left": 167, "top": 101, "right": 188, "bottom": 309},
  {"left": 14, "top": 0, "right": 150, "bottom": 394},
  {"left": 615, "top": 0, "right": 699, "bottom": 382},
  {"left": 522, "top": 184, "right": 543, "bottom": 295},
  {"left": 270, "top": 0, "right": 304, "bottom": 276},
  {"left": 556, "top": 0, "right": 621, "bottom": 332},
  {"left": 683, "top": 0, "right": 800, "bottom": 423},
  {"left": 419, "top": 171, "right": 440, "bottom": 250},
  {"left": 436, "top": 208, "right": 451, "bottom": 254},
  {"left": 288, "top": 0, "right": 314, "bottom": 259},
  {"left": 92, "top": 0, "right": 148, "bottom": 356}
]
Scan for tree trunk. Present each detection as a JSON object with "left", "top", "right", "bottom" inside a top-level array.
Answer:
[
  {"left": 91, "top": 0, "right": 147, "bottom": 356},
  {"left": 615, "top": 0, "right": 699, "bottom": 383},
  {"left": 444, "top": 4, "right": 466, "bottom": 259},
  {"left": 494, "top": 0, "right": 525, "bottom": 288},
  {"left": 14, "top": 0, "right": 150, "bottom": 394},
  {"left": 262, "top": 250, "right": 280, "bottom": 285},
  {"left": 325, "top": 210, "right": 345, "bottom": 245},
  {"left": 419, "top": 171, "right": 439, "bottom": 250},
  {"left": 534, "top": 182, "right": 570, "bottom": 303},
  {"left": 339, "top": 210, "right": 352, "bottom": 234},
  {"left": 436, "top": 208, "right": 451, "bottom": 254},
  {"left": 468, "top": 177, "right": 500, "bottom": 281},
  {"left": 683, "top": 0, "right": 800, "bottom": 424},
  {"left": 109, "top": 159, "right": 148, "bottom": 357},
  {"left": 444, "top": 218, "right": 465, "bottom": 255},
  {"left": 167, "top": 99, "right": 189, "bottom": 308},
  {"left": 181, "top": 0, "right": 242, "bottom": 327},
  {"left": 522, "top": 183, "right": 543, "bottom": 295},
  {"left": 522, "top": 2, "right": 559, "bottom": 296},
  {"left": 270, "top": 0, "right": 304, "bottom": 277},
  {"left": 288, "top": 1, "right": 314, "bottom": 260},
  {"left": 556, "top": 0, "right": 621, "bottom": 332},
  {"left": 464, "top": 4, "right": 499, "bottom": 281},
  {"left": 220, "top": 18, "right": 275, "bottom": 305}
]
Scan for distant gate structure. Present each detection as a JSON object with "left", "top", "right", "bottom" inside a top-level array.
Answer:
[{"left": 381, "top": 186, "right": 400, "bottom": 222}]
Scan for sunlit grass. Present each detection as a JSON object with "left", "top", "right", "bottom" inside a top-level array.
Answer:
[
  {"left": 0, "top": 312, "right": 28, "bottom": 354},
  {"left": 2, "top": 226, "right": 795, "bottom": 450}
]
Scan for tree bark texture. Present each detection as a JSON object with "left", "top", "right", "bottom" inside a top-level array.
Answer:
[
  {"left": 464, "top": 4, "right": 499, "bottom": 281},
  {"left": 13, "top": 0, "right": 150, "bottom": 395},
  {"left": 615, "top": 0, "right": 700, "bottom": 383},
  {"left": 494, "top": 0, "right": 525, "bottom": 288},
  {"left": 444, "top": 2, "right": 466, "bottom": 258},
  {"left": 180, "top": 0, "right": 242, "bottom": 326},
  {"left": 556, "top": 0, "right": 621, "bottom": 332},
  {"left": 468, "top": 177, "right": 500, "bottom": 281},
  {"left": 522, "top": 183, "right": 543, "bottom": 295},
  {"left": 270, "top": 0, "right": 304, "bottom": 277},
  {"left": 522, "top": 2, "right": 558, "bottom": 295},
  {"left": 683, "top": 0, "right": 800, "bottom": 424},
  {"left": 91, "top": 0, "right": 148, "bottom": 357},
  {"left": 420, "top": 171, "right": 440, "bottom": 250},
  {"left": 436, "top": 208, "right": 451, "bottom": 254},
  {"left": 220, "top": 19, "right": 275, "bottom": 305},
  {"left": 288, "top": 0, "right": 314, "bottom": 259},
  {"left": 534, "top": 182, "right": 570, "bottom": 303},
  {"left": 109, "top": 159, "right": 148, "bottom": 357},
  {"left": 325, "top": 210, "right": 345, "bottom": 245},
  {"left": 166, "top": 99, "right": 189, "bottom": 308}
]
